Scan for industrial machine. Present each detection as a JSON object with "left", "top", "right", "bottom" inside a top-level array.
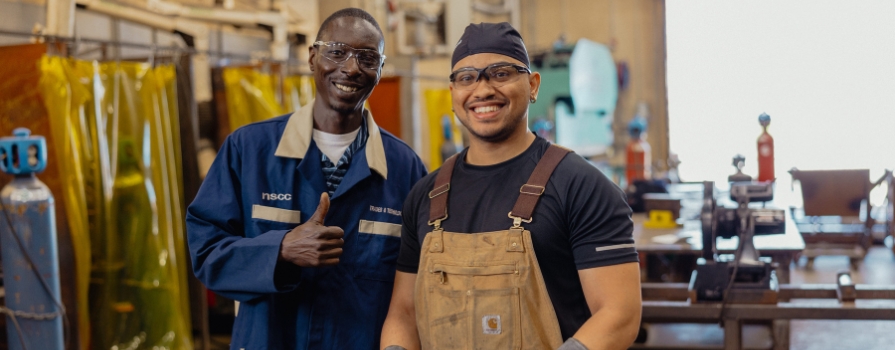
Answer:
[
  {"left": 528, "top": 39, "right": 618, "bottom": 157},
  {"left": 639, "top": 177, "right": 895, "bottom": 349},
  {"left": 0, "top": 128, "right": 66, "bottom": 350},
  {"left": 691, "top": 180, "right": 784, "bottom": 303}
]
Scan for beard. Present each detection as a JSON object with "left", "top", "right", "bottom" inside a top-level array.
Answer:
[{"left": 459, "top": 112, "right": 526, "bottom": 143}]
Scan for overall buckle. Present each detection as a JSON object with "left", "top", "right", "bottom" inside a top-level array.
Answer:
[{"left": 507, "top": 212, "right": 532, "bottom": 228}]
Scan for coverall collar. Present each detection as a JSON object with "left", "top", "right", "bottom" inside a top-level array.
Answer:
[{"left": 275, "top": 98, "right": 388, "bottom": 180}]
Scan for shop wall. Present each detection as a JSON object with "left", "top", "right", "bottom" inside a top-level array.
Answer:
[
  {"left": 518, "top": 0, "right": 669, "bottom": 168},
  {"left": 0, "top": 1, "right": 45, "bottom": 46},
  {"left": 0, "top": 0, "right": 280, "bottom": 63},
  {"left": 317, "top": 0, "right": 668, "bottom": 170},
  {"left": 2, "top": 0, "right": 669, "bottom": 169}
]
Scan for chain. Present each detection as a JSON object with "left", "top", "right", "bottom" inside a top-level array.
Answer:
[
  {"left": 0, "top": 305, "right": 64, "bottom": 350},
  {"left": 0, "top": 306, "right": 63, "bottom": 321}
]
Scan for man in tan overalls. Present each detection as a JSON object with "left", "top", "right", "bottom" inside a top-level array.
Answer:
[{"left": 381, "top": 22, "right": 642, "bottom": 350}]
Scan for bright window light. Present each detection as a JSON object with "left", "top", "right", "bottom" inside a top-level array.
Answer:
[{"left": 666, "top": 0, "right": 895, "bottom": 206}]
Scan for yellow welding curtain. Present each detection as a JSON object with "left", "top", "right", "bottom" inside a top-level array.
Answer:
[
  {"left": 37, "top": 56, "right": 94, "bottom": 350},
  {"left": 223, "top": 67, "right": 316, "bottom": 131},
  {"left": 1, "top": 44, "right": 94, "bottom": 350},
  {"left": 424, "top": 89, "right": 462, "bottom": 169},
  {"left": 283, "top": 75, "right": 315, "bottom": 113},
  {"left": 39, "top": 56, "right": 193, "bottom": 350},
  {"left": 222, "top": 67, "right": 284, "bottom": 131}
]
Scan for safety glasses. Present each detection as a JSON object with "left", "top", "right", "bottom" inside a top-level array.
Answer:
[
  {"left": 313, "top": 41, "right": 386, "bottom": 71},
  {"left": 449, "top": 63, "right": 531, "bottom": 90}
]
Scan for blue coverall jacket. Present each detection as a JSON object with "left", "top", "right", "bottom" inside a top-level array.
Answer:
[{"left": 186, "top": 100, "right": 427, "bottom": 349}]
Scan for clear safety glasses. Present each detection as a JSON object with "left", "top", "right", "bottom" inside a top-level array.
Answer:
[
  {"left": 449, "top": 63, "right": 531, "bottom": 90},
  {"left": 313, "top": 41, "right": 385, "bottom": 71}
]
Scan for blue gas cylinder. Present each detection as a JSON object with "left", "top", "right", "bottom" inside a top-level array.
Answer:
[{"left": 0, "top": 128, "right": 64, "bottom": 350}]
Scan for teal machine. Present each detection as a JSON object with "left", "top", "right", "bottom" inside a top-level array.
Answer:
[
  {"left": 529, "top": 38, "right": 618, "bottom": 158},
  {"left": 0, "top": 128, "right": 65, "bottom": 350}
]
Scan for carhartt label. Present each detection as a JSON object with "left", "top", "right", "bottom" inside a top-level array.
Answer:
[
  {"left": 262, "top": 192, "right": 292, "bottom": 201},
  {"left": 482, "top": 315, "right": 501, "bottom": 335}
]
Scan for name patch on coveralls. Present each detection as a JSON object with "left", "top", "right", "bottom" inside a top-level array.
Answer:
[{"left": 369, "top": 205, "right": 402, "bottom": 217}]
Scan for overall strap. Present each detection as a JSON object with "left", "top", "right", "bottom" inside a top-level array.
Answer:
[
  {"left": 508, "top": 145, "right": 570, "bottom": 227},
  {"left": 428, "top": 154, "right": 459, "bottom": 228}
]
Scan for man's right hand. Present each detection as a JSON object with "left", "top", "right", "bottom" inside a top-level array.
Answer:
[{"left": 279, "top": 193, "right": 345, "bottom": 267}]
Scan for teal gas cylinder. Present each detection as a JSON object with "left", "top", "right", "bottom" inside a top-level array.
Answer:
[{"left": 0, "top": 128, "right": 64, "bottom": 350}]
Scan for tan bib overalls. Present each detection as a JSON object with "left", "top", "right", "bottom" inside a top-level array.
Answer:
[{"left": 414, "top": 145, "right": 570, "bottom": 350}]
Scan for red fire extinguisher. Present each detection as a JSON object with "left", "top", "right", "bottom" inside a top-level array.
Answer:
[
  {"left": 757, "top": 113, "right": 774, "bottom": 182},
  {"left": 626, "top": 117, "right": 651, "bottom": 186}
]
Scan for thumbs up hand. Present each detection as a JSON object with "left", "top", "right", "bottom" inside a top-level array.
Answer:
[{"left": 279, "top": 193, "right": 345, "bottom": 267}]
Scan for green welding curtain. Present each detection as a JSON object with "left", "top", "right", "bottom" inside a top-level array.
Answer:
[{"left": 39, "top": 56, "right": 193, "bottom": 350}]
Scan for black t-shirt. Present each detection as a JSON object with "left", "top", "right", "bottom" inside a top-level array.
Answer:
[{"left": 397, "top": 136, "right": 638, "bottom": 339}]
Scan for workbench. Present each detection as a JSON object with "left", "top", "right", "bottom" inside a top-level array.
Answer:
[
  {"left": 631, "top": 183, "right": 807, "bottom": 350},
  {"left": 638, "top": 283, "right": 895, "bottom": 350},
  {"left": 632, "top": 206, "right": 805, "bottom": 284}
]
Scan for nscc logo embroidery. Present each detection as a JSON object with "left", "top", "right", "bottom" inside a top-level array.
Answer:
[{"left": 262, "top": 193, "right": 292, "bottom": 201}]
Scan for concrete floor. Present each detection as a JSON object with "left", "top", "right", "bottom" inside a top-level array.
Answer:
[
  {"left": 789, "top": 246, "right": 895, "bottom": 350},
  {"left": 639, "top": 246, "right": 895, "bottom": 350}
]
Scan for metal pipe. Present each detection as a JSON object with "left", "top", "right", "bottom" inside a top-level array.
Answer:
[
  {"left": 0, "top": 30, "right": 307, "bottom": 66},
  {"left": 146, "top": 0, "right": 290, "bottom": 60},
  {"left": 643, "top": 300, "right": 895, "bottom": 321},
  {"left": 0, "top": 30, "right": 452, "bottom": 84},
  {"left": 46, "top": 0, "right": 75, "bottom": 37},
  {"left": 472, "top": 0, "right": 520, "bottom": 29},
  {"left": 642, "top": 283, "right": 895, "bottom": 302},
  {"left": 410, "top": 55, "right": 423, "bottom": 156},
  {"left": 0, "top": 30, "right": 183, "bottom": 51}
]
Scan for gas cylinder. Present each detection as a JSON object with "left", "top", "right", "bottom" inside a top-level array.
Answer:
[
  {"left": 625, "top": 117, "right": 651, "bottom": 186},
  {"left": 757, "top": 113, "right": 775, "bottom": 182},
  {"left": 0, "top": 128, "right": 65, "bottom": 350}
]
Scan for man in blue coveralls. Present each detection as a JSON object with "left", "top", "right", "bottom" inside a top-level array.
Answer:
[{"left": 187, "top": 8, "right": 427, "bottom": 349}]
